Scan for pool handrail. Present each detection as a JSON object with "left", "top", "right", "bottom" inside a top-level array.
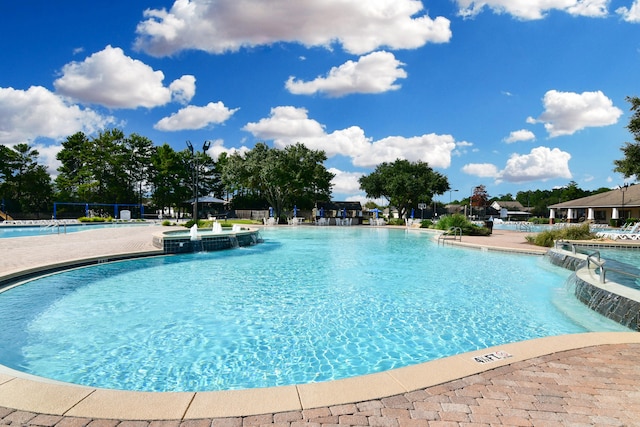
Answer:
[
  {"left": 41, "top": 220, "right": 67, "bottom": 234},
  {"left": 438, "top": 226, "right": 462, "bottom": 246},
  {"left": 582, "top": 249, "right": 640, "bottom": 286},
  {"left": 555, "top": 240, "right": 640, "bottom": 286}
]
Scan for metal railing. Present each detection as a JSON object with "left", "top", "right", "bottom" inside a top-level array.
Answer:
[
  {"left": 555, "top": 240, "right": 577, "bottom": 254},
  {"left": 438, "top": 227, "right": 462, "bottom": 246},
  {"left": 584, "top": 250, "right": 640, "bottom": 286},
  {"left": 556, "top": 240, "right": 640, "bottom": 284},
  {"left": 518, "top": 222, "right": 532, "bottom": 232},
  {"left": 40, "top": 221, "right": 67, "bottom": 234}
]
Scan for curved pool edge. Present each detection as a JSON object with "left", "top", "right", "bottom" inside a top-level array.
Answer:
[
  {"left": 0, "top": 332, "right": 639, "bottom": 420},
  {"left": 1, "top": 227, "right": 639, "bottom": 420}
]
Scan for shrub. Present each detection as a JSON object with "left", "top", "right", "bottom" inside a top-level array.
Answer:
[
  {"left": 530, "top": 230, "right": 562, "bottom": 247},
  {"left": 435, "top": 214, "right": 491, "bottom": 236},
  {"left": 563, "top": 223, "right": 593, "bottom": 240},
  {"left": 78, "top": 216, "right": 106, "bottom": 223},
  {"left": 529, "top": 223, "right": 595, "bottom": 247},
  {"left": 161, "top": 220, "right": 172, "bottom": 226},
  {"left": 435, "top": 214, "right": 469, "bottom": 230},
  {"left": 610, "top": 218, "right": 624, "bottom": 227},
  {"left": 387, "top": 218, "right": 405, "bottom": 226},
  {"left": 420, "top": 220, "right": 433, "bottom": 228},
  {"left": 184, "top": 219, "right": 206, "bottom": 228}
]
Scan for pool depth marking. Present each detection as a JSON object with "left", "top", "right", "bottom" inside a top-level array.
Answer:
[{"left": 472, "top": 350, "right": 513, "bottom": 364}]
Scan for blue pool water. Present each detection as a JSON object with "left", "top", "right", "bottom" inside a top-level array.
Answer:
[
  {"left": 0, "top": 227, "right": 628, "bottom": 392},
  {"left": 0, "top": 223, "right": 149, "bottom": 238},
  {"left": 589, "top": 248, "right": 640, "bottom": 290}
]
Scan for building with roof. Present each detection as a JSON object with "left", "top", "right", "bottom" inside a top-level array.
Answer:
[
  {"left": 548, "top": 184, "right": 640, "bottom": 223},
  {"left": 489, "top": 200, "right": 531, "bottom": 220}
]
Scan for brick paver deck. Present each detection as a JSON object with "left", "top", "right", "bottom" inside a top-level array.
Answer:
[
  {"left": 1, "top": 225, "right": 640, "bottom": 426},
  {"left": 1, "top": 343, "right": 639, "bottom": 426}
]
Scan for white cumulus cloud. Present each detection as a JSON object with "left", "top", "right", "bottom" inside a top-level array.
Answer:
[
  {"left": 243, "top": 106, "right": 331, "bottom": 142},
  {"left": 243, "top": 106, "right": 458, "bottom": 169},
  {"left": 504, "top": 129, "right": 535, "bottom": 143},
  {"left": 455, "top": 0, "right": 609, "bottom": 20},
  {"left": 286, "top": 51, "right": 407, "bottom": 97},
  {"left": 462, "top": 163, "right": 500, "bottom": 177},
  {"left": 134, "top": 0, "right": 452, "bottom": 56},
  {"left": 499, "top": 146, "right": 572, "bottom": 183},
  {"left": 169, "top": 75, "right": 197, "bottom": 104},
  {"left": 353, "top": 134, "right": 457, "bottom": 168},
  {"left": 32, "top": 143, "right": 63, "bottom": 176},
  {"left": 244, "top": 107, "right": 372, "bottom": 158},
  {"left": 462, "top": 146, "right": 572, "bottom": 183},
  {"left": 329, "top": 168, "right": 364, "bottom": 195},
  {"left": 205, "top": 139, "right": 251, "bottom": 161},
  {"left": 154, "top": 102, "right": 239, "bottom": 131},
  {"left": 617, "top": 0, "right": 640, "bottom": 22},
  {"left": 0, "top": 86, "right": 115, "bottom": 145},
  {"left": 527, "top": 90, "right": 623, "bottom": 137},
  {"left": 54, "top": 45, "right": 195, "bottom": 109}
]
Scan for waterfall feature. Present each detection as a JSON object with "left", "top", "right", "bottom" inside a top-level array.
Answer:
[
  {"left": 568, "top": 274, "right": 640, "bottom": 330},
  {"left": 548, "top": 247, "right": 640, "bottom": 331},
  {"left": 189, "top": 224, "right": 204, "bottom": 252}
]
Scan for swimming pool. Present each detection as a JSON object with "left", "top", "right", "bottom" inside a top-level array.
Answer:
[
  {"left": 589, "top": 247, "right": 640, "bottom": 290},
  {"left": 0, "top": 227, "right": 628, "bottom": 392},
  {"left": 0, "top": 222, "right": 150, "bottom": 238}
]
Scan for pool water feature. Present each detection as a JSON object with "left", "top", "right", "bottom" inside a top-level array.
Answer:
[{"left": 0, "top": 227, "right": 629, "bottom": 392}]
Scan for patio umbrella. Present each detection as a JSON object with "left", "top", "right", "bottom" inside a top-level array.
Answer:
[
  {"left": 319, "top": 207, "right": 324, "bottom": 217},
  {"left": 371, "top": 208, "right": 379, "bottom": 219},
  {"left": 410, "top": 208, "right": 415, "bottom": 219},
  {"left": 269, "top": 207, "right": 274, "bottom": 217},
  {"left": 293, "top": 205, "right": 297, "bottom": 217},
  {"left": 342, "top": 208, "right": 346, "bottom": 219}
]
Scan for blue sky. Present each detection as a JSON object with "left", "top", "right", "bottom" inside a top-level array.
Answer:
[{"left": 1, "top": 0, "right": 640, "bottom": 204}]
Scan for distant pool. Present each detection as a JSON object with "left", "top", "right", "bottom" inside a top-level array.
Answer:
[
  {"left": 0, "top": 227, "right": 628, "bottom": 392},
  {"left": 0, "top": 222, "right": 149, "bottom": 238},
  {"left": 492, "top": 222, "right": 554, "bottom": 232}
]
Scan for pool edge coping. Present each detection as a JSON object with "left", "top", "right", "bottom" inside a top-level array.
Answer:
[
  {"left": 0, "top": 332, "right": 639, "bottom": 420},
  {"left": 1, "top": 226, "right": 639, "bottom": 420}
]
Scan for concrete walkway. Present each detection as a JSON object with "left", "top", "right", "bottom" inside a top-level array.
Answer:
[
  {"left": 1, "top": 225, "right": 640, "bottom": 426},
  {"left": 429, "top": 228, "right": 549, "bottom": 255},
  {"left": 0, "top": 224, "right": 166, "bottom": 279}
]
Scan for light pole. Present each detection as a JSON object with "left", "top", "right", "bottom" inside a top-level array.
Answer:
[
  {"left": 449, "top": 189, "right": 458, "bottom": 203},
  {"left": 186, "top": 140, "right": 212, "bottom": 221}
]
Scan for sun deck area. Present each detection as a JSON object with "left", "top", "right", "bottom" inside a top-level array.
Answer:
[{"left": 0, "top": 226, "right": 640, "bottom": 425}]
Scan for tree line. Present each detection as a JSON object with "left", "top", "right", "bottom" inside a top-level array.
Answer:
[
  {"left": 0, "top": 133, "right": 609, "bottom": 222},
  {"left": 1, "top": 96, "right": 639, "bottom": 220},
  {"left": 0, "top": 130, "right": 335, "bottom": 219}
]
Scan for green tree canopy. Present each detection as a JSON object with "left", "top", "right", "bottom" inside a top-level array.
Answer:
[
  {"left": 614, "top": 96, "right": 640, "bottom": 180},
  {"left": 514, "top": 181, "right": 606, "bottom": 217},
  {"left": 150, "top": 144, "right": 191, "bottom": 214},
  {"left": 358, "top": 159, "right": 449, "bottom": 219},
  {"left": 56, "top": 129, "right": 155, "bottom": 204},
  {"left": 0, "top": 143, "right": 53, "bottom": 215},
  {"left": 220, "top": 142, "right": 334, "bottom": 218}
]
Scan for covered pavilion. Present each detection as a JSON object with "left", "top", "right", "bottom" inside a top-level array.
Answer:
[{"left": 548, "top": 183, "right": 640, "bottom": 223}]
